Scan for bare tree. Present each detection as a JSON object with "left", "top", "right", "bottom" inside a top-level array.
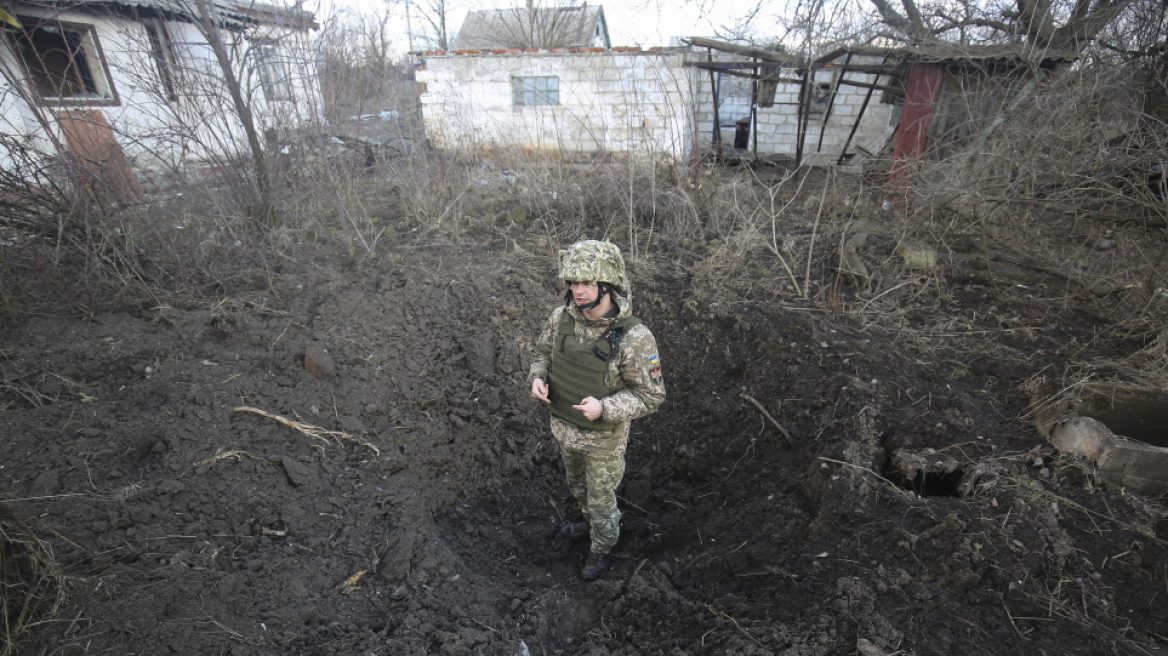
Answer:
[
  {"left": 1093, "top": 0, "right": 1168, "bottom": 116},
  {"left": 391, "top": 0, "right": 454, "bottom": 51},
  {"left": 318, "top": 7, "right": 405, "bottom": 122},
  {"left": 184, "top": 0, "right": 273, "bottom": 222},
  {"left": 763, "top": 0, "right": 1128, "bottom": 51}
]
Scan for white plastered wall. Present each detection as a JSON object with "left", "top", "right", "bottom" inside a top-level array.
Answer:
[
  {"left": 416, "top": 49, "right": 694, "bottom": 159},
  {"left": 0, "top": 5, "right": 322, "bottom": 180}
]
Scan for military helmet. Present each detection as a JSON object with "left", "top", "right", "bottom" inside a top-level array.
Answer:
[{"left": 558, "top": 240, "right": 627, "bottom": 291}]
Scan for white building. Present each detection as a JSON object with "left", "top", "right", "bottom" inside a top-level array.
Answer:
[
  {"left": 0, "top": 0, "right": 320, "bottom": 203},
  {"left": 415, "top": 39, "right": 899, "bottom": 164},
  {"left": 416, "top": 46, "right": 693, "bottom": 158}
]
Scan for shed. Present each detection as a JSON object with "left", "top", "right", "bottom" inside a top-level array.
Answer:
[{"left": 847, "top": 44, "right": 1076, "bottom": 197}]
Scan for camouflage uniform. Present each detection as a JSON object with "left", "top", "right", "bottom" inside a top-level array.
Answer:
[{"left": 529, "top": 289, "right": 665, "bottom": 554}]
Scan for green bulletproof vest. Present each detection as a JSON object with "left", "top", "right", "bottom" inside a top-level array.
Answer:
[{"left": 548, "top": 311, "right": 641, "bottom": 432}]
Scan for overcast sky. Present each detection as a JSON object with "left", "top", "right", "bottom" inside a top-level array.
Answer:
[{"left": 320, "top": 0, "right": 775, "bottom": 53}]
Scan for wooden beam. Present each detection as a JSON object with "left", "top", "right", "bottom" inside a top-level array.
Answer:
[
  {"left": 695, "top": 66, "right": 896, "bottom": 93},
  {"left": 836, "top": 78, "right": 898, "bottom": 93},
  {"left": 807, "top": 63, "right": 901, "bottom": 75},
  {"left": 685, "top": 37, "right": 802, "bottom": 65},
  {"left": 688, "top": 61, "right": 786, "bottom": 70}
]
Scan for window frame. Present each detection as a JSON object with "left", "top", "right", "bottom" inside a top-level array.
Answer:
[
  {"left": 252, "top": 40, "right": 294, "bottom": 103},
  {"left": 11, "top": 15, "right": 119, "bottom": 106},
  {"left": 809, "top": 82, "right": 834, "bottom": 113},
  {"left": 142, "top": 18, "right": 179, "bottom": 103},
  {"left": 512, "top": 75, "right": 559, "bottom": 107},
  {"left": 807, "top": 69, "right": 838, "bottom": 115}
]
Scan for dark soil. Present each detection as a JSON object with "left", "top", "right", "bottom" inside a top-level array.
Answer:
[{"left": 3, "top": 209, "right": 1168, "bottom": 656}]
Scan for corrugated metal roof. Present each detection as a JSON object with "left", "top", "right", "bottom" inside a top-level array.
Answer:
[
  {"left": 815, "top": 44, "right": 1076, "bottom": 68},
  {"left": 454, "top": 6, "right": 608, "bottom": 50},
  {"left": 10, "top": 1, "right": 315, "bottom": 30},
  {"left": 234, "top": 1, "right": 316, "bottom": 30}
]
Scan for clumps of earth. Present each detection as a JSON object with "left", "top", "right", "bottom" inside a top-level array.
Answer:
[{"left": 2, "top": 222, "right": 1167, "bottom": 656}]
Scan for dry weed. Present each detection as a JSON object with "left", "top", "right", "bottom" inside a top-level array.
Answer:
[
  {"left": 196, "top": 448, "right": 270, "bottom": 467},
  {"left": 0, "top": 504, "right": 65, "bottom": 656},
  {"left": 232, "top": 406, "right": 381, "bottom": 456}
]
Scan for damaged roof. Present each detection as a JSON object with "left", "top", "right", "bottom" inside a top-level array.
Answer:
[
  {"left": 687, "top": 37, "right": 1074, "bottom": 75},
  {"left": 814, "top": 43, "right": 1076, "bottom": 69},
  {"left": 454, "top": 5, "right": 609, "bottom": 50},
  {"left": 9, "top": 0, "right": 314, "bottom": 30}
]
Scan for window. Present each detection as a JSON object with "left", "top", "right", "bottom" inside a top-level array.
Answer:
[
  {"left": 513, "top": 76, "right": 559, "bottom": 106},
  {"left": 143, "top": 19, "right": 178, "bottom": 102},
  {"left": 13, "top": 17, "right": 117, "bottom": 104},
  {"left": 717, "top": 73, "right": 753, "bottom": 126},
  {"left": 253, "top": 42, "right": 293, "bottom": 102},
  {"left": 809, "top": 82, "right": 833, "bottom": 113},
  {"left": 808, "top": 69, "right": 838, "bottom": 114}
]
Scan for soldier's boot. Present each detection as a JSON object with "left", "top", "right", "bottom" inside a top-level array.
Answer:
[
  {"left": 559, "top": 522, "right": 590, "bottom": 541},
  {"left": 581, "top": 552, "right": 610, "bottom": 581}
]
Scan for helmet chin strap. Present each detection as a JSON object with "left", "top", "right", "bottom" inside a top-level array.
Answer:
[{"left": 574, "top": 283, "right": 610, "bottom": 312}]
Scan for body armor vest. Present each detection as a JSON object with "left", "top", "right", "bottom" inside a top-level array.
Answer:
[{"left": 548, "top": 311, "right": 641, "bottom": 432}]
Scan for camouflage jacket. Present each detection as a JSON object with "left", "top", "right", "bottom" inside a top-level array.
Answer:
[{"left": 529, "top": 291, "right": 665, "bottom": 456}]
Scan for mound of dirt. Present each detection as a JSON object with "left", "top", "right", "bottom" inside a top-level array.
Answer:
[{"left": 2, "top": 225, "right": 1167, "bottom": 656}]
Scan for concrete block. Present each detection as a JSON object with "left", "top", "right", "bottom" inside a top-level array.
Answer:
[
  {"left": 1051, "top": 416, "right": 1168, "bottom": 494},
  {"left": 599, "top": 67, "right": 623, "bottom": 82}
]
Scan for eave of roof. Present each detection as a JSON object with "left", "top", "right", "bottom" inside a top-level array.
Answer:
[
  {"left": 10, "top": 0, "right": 315, "bottom": 30},
  {"left": 814, "top": 43, "right": 1076, "bottom": 68}
]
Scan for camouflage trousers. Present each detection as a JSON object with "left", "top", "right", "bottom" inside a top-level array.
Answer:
[{"left": 561, "top": 446, "right": 626, "bottom": 554}]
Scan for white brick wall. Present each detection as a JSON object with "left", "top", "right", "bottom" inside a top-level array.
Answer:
[
  {"left": 418, "top": 50, "right": 694, "bottom": 157},
  {"left": 417, "top": 48, "right": 896, "bottom": 162}
]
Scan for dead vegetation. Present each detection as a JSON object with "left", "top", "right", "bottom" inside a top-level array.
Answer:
[
  {"left": 231, "top": 406, "right": 382, "bottom": 456},
  {"left": 0, "top": 504, "right": 64, "bottom": 656}
]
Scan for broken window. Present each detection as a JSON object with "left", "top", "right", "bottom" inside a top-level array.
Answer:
[
  {"left": 143, "top": 18, "right": 179, "bottom": 102},
  {"left": 253, "top": 41, "right": 293, "bottom": 102},
  {"left": 513, "top": 76, "right": 559, "bottom": 106},
  {"left": 807, "top": 69, "right": 837, "bottom": 114},
  {"left": 12, "top": 16, "right": 117, "bottom": 104},
  {"left": 809, "top": 82, "right": 833, "bottom": 113}
]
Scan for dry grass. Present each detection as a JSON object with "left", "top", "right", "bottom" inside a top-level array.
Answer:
[
  {"left": 0, "top": 504, "right": 65, "bottom": 656},
  {"left": 232, "top": 406, "right": 381, "bottom": 456}
]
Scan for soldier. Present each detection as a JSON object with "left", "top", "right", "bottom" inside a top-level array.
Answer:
[{"left": 529, "top": 240, "right": 665, "bottom": 581}]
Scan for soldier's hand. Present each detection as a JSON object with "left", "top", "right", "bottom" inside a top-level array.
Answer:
[
  {"left": 531, "top": 378, "right": 550, "bottom": 403},
  {"left": 573, "top": 397, "right": 603, "bottom": 421}
]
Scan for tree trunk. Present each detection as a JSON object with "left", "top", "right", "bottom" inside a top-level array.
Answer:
[{"left": 192, "top": 0, "right": 273, "bottom": 225}]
